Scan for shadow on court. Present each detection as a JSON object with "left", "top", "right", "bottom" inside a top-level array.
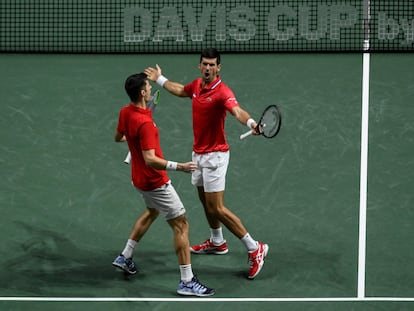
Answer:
[{"left": 2, "top": 222, "right": 117, "bottom": 295}]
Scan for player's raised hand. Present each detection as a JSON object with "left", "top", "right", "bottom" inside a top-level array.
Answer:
[{"left": 144, "top": 64, "right": 162, "bottom": 82}]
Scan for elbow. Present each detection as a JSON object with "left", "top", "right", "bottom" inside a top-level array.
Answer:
[
  {"left": 115, "top": 133, "right": 126, "bottom": 142},
  {"left": 142, "top": 150, "right": 162, "bottom": 169},
  {"left": 143, "top": 158, "right": 152, "bottom": 167},
  {"left": 144, "top": 157, "right": 157, "bottom": 169}
]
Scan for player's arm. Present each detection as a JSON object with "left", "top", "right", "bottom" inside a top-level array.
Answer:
[
  {"left": 114, "top": 130, "right": 126, "bottom": 142},
  {"left": 142, "top": 149, "right": 197, "bottom": 173},
  {"left": 163, "top": 80, "right": 188, "bottom": 97},
  {"left": 231, "top": 106, "right": 259, "bottom": 134},
  {"left": 144, "top": 64, "right": 188, "bottom": 98}
]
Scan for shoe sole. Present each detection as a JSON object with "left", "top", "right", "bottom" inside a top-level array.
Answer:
[
  {"left": 112, "top": 262, "right": 137, "bottom": 275},
  {"left": 177, "top": 290, "right": 215, "bottom": 297},
  {"left": 190, "top": 248, "right": 229, "bottom": 255},
  {"left": 247, "top": 244, "right": 269, "bottom": 279}
]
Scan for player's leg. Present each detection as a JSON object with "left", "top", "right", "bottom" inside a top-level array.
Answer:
[
  {"left": 162, "top": 186, "right": 215, "bottom": 297},
  {"left": 196, "top": 186, "right": 221, "bottom": 229},
  {"left": 128, "top": 207, "right": 159, "bottom": 241},
  {"left": 204, "top": 190, "right": 247, "bottom": 239},
  {"left": 204, "top": 191, "right": 269, "bottom": 279},
  {"left": 190, "top": 152, "right": 229, "bottom": 255},
  {"left": 191, "top": 152, "right": 269, "bottom": 278},
  {"left": 112, "top": 207, "right": 159, "bottom": 275},
  {"left": 167, "top": 214, "right": 191, "bottom": 266}
]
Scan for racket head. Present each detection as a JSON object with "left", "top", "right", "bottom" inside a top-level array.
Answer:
[{"left": 258, "top": 104, "right": 282, "bottom": 138}]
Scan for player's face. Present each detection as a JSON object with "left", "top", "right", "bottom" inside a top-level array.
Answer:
[
  {"left": 199, "top": 57, "right": 221, "bottom": 85},
  {"left": 143, "top": 80, "right": 152, "bottom": 102}
]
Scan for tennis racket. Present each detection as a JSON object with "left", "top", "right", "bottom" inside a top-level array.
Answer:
[
  {"left": 240, "top": 104, "right": 282, "bottom": 140},
  {"left": 124, "top": 89, "right": 160, "bottom": 164}
]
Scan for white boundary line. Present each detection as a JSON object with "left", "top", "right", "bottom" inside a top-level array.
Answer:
[
  {"left": 0, "top": 297, "right": 414, "bottom": 302},
  {"left": 357, "top": 0, "right": 371, "bottom": 298},
  {"left": 357, "top": 52, "right": 370, "bottom": 298}
]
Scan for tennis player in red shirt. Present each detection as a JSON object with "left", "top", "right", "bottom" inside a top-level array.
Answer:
[
  {"left": 112, "top": 73, "right": 215, "bottom": 296},
  {"left": 144, "top": 48, "right": 269, "bottom": 279}
]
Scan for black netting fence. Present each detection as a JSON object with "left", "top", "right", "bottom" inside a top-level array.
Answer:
[{"left": 0, "top": 0, "right": 412, "bottom": 53}]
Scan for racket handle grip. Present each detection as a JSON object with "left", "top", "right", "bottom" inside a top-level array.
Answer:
[
  {"left": 240, "top": 130, "right": 253, "bottom": 140},
  {"left": 124, "top": 151, "right": 131, "bottom": 164}
]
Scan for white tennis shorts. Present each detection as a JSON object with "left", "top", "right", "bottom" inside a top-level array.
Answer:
[
  {"left": 137, "top": 180, "right": 186, "bottom": 220},
  {"left": 191, "top": 151, "right": 229, "bottom": 192}
]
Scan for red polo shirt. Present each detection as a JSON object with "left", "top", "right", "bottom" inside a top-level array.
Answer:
[
  {"left": 184, "top": 76, "right": 239, "bottom": 153},
  {"left": 117, "top": 104, "right": 169, "bottom": 191}
]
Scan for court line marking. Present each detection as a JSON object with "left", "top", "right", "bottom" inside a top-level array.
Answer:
[
  {"left": 357, "top": 52, "right": 370, "bottom": 298},
  {"left": 1, "top": 297, "right": 414, "bottom": 302}
]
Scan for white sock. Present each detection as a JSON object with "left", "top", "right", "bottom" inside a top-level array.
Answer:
[
  {"left": 210, "top": 227, "right": 224, "bottom": 245},
  {"left": 121, "top": 239, "right": 137, "bottom": 259},
  {"left": 180, "top": 264, "right": 194, "bottom": 283},
  {"left": 241, "top": 233, "right": 258, "bottom": 252}
]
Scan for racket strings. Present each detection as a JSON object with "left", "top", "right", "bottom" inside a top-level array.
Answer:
[{"left": 261, "top": 107, "right": 280, "bottom": 137}]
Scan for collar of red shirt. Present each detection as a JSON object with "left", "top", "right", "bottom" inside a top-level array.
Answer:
[
  {"left": 201, "top": 75, "right": 222, "bottom": 90},
  {"left": 129, "top": 103, "right": 151, "bottom": 114}
]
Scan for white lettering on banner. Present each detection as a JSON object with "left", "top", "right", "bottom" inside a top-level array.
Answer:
[
  {"left": 153, "top": 6, "right": 185, "bottom": 42},
  {"left": 183, "top": 5, "right": 213, "bottom": 41},
  {"left": 378, "top": 12, "right": 414, "bottom": 45},
  {"left": 228, "top": 5, "right": 257, "bottom": 41},
  {"left": 124, "top": 6, "right": 152, "bottom": 42},
  {"left": 123, "top": 4, "right": 414, "bottom": 45}
]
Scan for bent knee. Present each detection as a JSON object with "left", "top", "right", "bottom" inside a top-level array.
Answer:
[{"left": 169, "top": 215, "right": 189, "bottom": 229}]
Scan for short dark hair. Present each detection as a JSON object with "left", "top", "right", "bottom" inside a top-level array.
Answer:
[
  {"left": 125, "top": 73, "right": 147, "bottom": 102},
  {"left": 200, "top": 48, "right": 221, "bottom": 65}
]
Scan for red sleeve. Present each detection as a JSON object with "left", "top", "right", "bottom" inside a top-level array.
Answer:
[
  {"left": 117, "top": 107, "right": 126, "bottom": 134},
  {"left": 223, "top": 87, "right": 239, "bottom": 111},
  {"left": 184, "top": 79, "right": 197, "bottom": 97}
]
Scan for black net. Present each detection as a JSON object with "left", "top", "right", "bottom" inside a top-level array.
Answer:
[
  {"left": 370, "top": 0, "right": 414, "bottom": 51},
  {"left": 0, "top": 0, "right": 413, "bottom": 53}
]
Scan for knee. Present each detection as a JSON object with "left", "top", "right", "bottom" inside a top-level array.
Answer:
[
  {"left": 205, "top": 201, "right": 224, "bottom": 217},
  {"left": 170, "top": 215, "right": 189, "bottom": 234},
  {"left": 147, "top": 208, "right": 160, "bottom": 220}
]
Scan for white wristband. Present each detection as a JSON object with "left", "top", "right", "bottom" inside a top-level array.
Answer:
[
  {"left": 166, "top": 161, "right": 177, "bottom": 171},
  {"left": 246, "top": 118, "right": 256, "bottom": 129},
  {"left": 156, "top": 75, "right": 168, "bottom": 87}
]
